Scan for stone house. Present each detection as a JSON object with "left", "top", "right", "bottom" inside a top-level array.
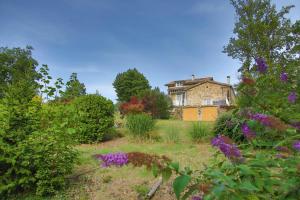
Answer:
[{"left": 165, "top": 76, "right": 236, "bottom": 121}]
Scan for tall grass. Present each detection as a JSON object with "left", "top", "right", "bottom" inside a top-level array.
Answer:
[
  {"left": 189, "top": 122, "right": 211, "bottom": 142},
  {"left": 164, "top": 125, "right": 181, "bottom": 143},
  {"left": 126, "top": 113, "right": 155, "bottom": 139}
]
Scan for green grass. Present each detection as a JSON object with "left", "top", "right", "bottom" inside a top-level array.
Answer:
[{"left": 10, "top": 119, "right": 213, "bottom": 200}]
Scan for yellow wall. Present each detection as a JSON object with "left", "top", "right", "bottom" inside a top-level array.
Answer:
[
  {"left": 182, "top": 107, "right": 199, "bottom": 121},
  {"left": 182, "top": 106, "right": 219, "bottom": 121},
  {"left": 200, "top": 106, "right": 218, "bottom": 121}
]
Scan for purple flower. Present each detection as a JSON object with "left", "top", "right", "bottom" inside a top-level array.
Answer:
[
  {"left": 96, "top": 152, "right": 128, "bottom": 167},
  {"left": 288, "top": 92, "right": 297, "bottom": 103},
  {"left": 280, "top": 72, "right": 288, "bottom": 82},
  {"left": 293, "top": 141, "right": 300, "bottom": 152},
  {"left": 241, "top": 123, "right": 256, "bottom": 140},
  {"left": 255, "top": 58, "right": 268, "bottom": 73},
  {"left": 211, "top": 135, "right": 243, "bottom": 162},
  {"left": 191, "top": 196, "right": 202, "bottom": 200},
  {"left": 250, "top": 113, "right": 271, "bottom": 126},
  {"left": 290, "top": 122, "right": 300, "bottom": 131}
]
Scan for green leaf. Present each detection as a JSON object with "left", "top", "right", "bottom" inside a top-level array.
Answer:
[
  {"left": 238, "top": 165, "right": 254, "bottom": 176},
  {"left": 173, "top": 175, "right": 191, "bottom": 200},
  {"left": 239, "top": 180, "right": 259, "bottom": 192},
  {"left": 152, "top": 164, "right": 159, "bottom": 177},
  {"left": 170, "top": 162, "right": 180, "bottom": 172},
  {"left": 162, "top": 167, "right": 172, "bottom": 182}
]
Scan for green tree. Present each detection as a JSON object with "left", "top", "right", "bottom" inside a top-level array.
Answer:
[
  {"left": 113, "top": 68, "right": 151, "bottom": 102},
  {"left": 62, "top": 72, "right": 86, "bottom": 99},
  {"left": 223, "top": 0, "right": 296, "bottom": 74},
  {"left": 0, "top": 46, "right": 40, "bottom": 102}
]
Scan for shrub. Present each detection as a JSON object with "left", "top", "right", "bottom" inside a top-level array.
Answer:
[
  {"left": 73, "top": 94, "right": 114, "bottom": 143},
  {"left": 119, "top": 96, "right": 144, "bottom": 115},
  {"left": 189, "top": 122, "right": 211, "bottom": 142},
  {"left": 0, "top": 97, "right": 78, "bottom": 197},
  {"left": 19, "top": 130, "right": 78, "bottom": 196},
  {"left": 164, "top": 125, "right": 181, "bottom": 143},
  {"left": 140, "top": 88, "right": 172, "bottom": 119},
  {"left": 126, "top": 113, "right": 155, "bottom": 138},
  {"left": 213, "top": 111, "right": 245, "bottom": 143}
]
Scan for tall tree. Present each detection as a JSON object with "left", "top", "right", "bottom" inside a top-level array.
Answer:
[
  {"left": 62, "top": 73, "right": 86, "bottom": 99},
  {"left": 113, "top": 68, "right": 151, "bottom": 102},
  {"left": 223, "top": 0, "right": 296, "bottom": 74},
  {"left": 0, "top": 46, "right": 40, "bottom": 102}
]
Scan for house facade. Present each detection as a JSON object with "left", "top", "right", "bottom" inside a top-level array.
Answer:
[{"left": 165, "top": 76, "right": 236, "bottom": 121}]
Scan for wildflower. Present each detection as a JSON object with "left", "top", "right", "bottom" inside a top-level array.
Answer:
[
  {"left": 191, "top": 196, "right": 202, "bottom": 200},
  {"left": 96, "top": 152, "right": 128, "bottom": 167},
  {"left": 250, "top": 113, "right": 287, "bottom": 131},
  {"left": 293, "top": 141, "right": 300, "bottom": 152},
  {"left": 241, "top": 123, "right": 256, "bottom": 140},
  {"left": 280, "top": 72, "right": 288, "bottom": 82},
  {"left": 255, "top": 57, "right": 268, "bottom": 73},
  {"left": 288, "top": 92, "right": 297, "bottom": 103},
  {"left": 211, "top": 135, "right": 243, "bottom": 162},
  {"left": 250, "top": 113, "right": 270, "bottom": 126},
  {"left": 290, "top": 121, "right": 300, "bottom": 131},
  {"left": 275, "top": 146, "right": 291, "bottom": 159},
  {"left": 276, "top": 146, "right": 291, "bottom": 153}
]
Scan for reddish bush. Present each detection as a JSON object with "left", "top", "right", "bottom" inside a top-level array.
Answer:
[{"left": 119, "top": 96, "right": 145, "bottom": 115}]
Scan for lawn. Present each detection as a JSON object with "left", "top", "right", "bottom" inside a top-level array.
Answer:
[{"left": 13, "top": 120, "right": 214, "bottom": 200}]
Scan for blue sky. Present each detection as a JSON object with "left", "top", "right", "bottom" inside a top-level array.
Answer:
[{"left": 1, "top": 0, "right": 299, "bottom": 102}]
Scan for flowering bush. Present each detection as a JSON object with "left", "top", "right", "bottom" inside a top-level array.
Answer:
[
  {"left": 95, "top": 152, "right": 170, "bottom": 170},
  {"left": 152, "top": 56, "right": 300, "bottom": 199}
]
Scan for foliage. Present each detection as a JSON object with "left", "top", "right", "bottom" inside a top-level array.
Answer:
[
  {"left": 140, "top": 87, "right": 172, "bottom": 119},
  {"left": 0, "top": 47, "right": 78, "bottom": 198},
  {"left": 213, "top": 111, "right": 245, "bottom": 143},
  {"left": 126, "top": 113, "right": 155, "bottom": 139},
  {"left": 62, "top": 73, "right": 86, "bottom": 100},
  {"left": 0, "top": 96, "right": 78, "bottom": 198},
  {"left": 151, "top": 1, "right": 300, "bottom": 199},
  {"left": 133, "top": 184, "right": 149, "bottom": 199},
  {"left": 119, "top": 96, "right": 145, "bottom": 115},
  {"left": 0, "top": 46, "right": 40, "bottom": 101},
  {"left": 223, "top": 0, "right": 297, "bottom": 73},
  {"left": 73, "top": 94, "right": 114, "bottom": 143},
  {"left": 18, "top": 130, "right": 78, "bottom": 196},
  {"left": 189, "top": 122, "right": 211, "bottom": 142},
  {"left": 113, "top": 68, "right": 151, "bottom": 102}
]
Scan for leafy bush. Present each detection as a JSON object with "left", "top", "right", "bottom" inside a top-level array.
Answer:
[
  {"left": 126, "top": 113, "right": 155, "bottom": 139},
  {"left": 73, "top": 94, "right": 114, "bottom": 143},
  {"left": 19, "top": 130, "right": 78, "bottom": 196},
  {"left": 189, "top": 122, "right": 211, "bottom": 142},
  {"left": 164, "top": 125, "right": 181, "bottom": 143},
  {"left": 0, "top": 97, "right": 78, "bottom": 197},
  {"left": 213, "top": 111, "right": 245, "bottom": 142}
]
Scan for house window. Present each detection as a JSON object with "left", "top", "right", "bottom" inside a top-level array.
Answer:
[
  {"left": 202, "top": 99, "right": 212, "bottom": 105},
  {"left": 175, "top": 93, "right": 185, "bottom": 106},
  {"left": 175, "top": 81, "right": 183, "bottom": 87}
]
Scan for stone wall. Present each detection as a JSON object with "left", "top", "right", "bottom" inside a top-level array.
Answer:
[{"left": 186, "top": 82, "right": 235, "bottom": 106}]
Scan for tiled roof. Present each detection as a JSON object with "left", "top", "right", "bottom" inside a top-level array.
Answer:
[
  {"left": 165, "top": 77, "right": 231, "bottom": 88},
  {"left": 165, "top": 77, "right": 213, "bottom": 86}
]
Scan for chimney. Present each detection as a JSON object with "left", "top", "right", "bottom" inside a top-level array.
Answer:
[
  {"left": 192, "top": 74, "right": 195, "bottom": 80},
  {"left": 226, "top": 76, "right": 230, "bottom": 84}
]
